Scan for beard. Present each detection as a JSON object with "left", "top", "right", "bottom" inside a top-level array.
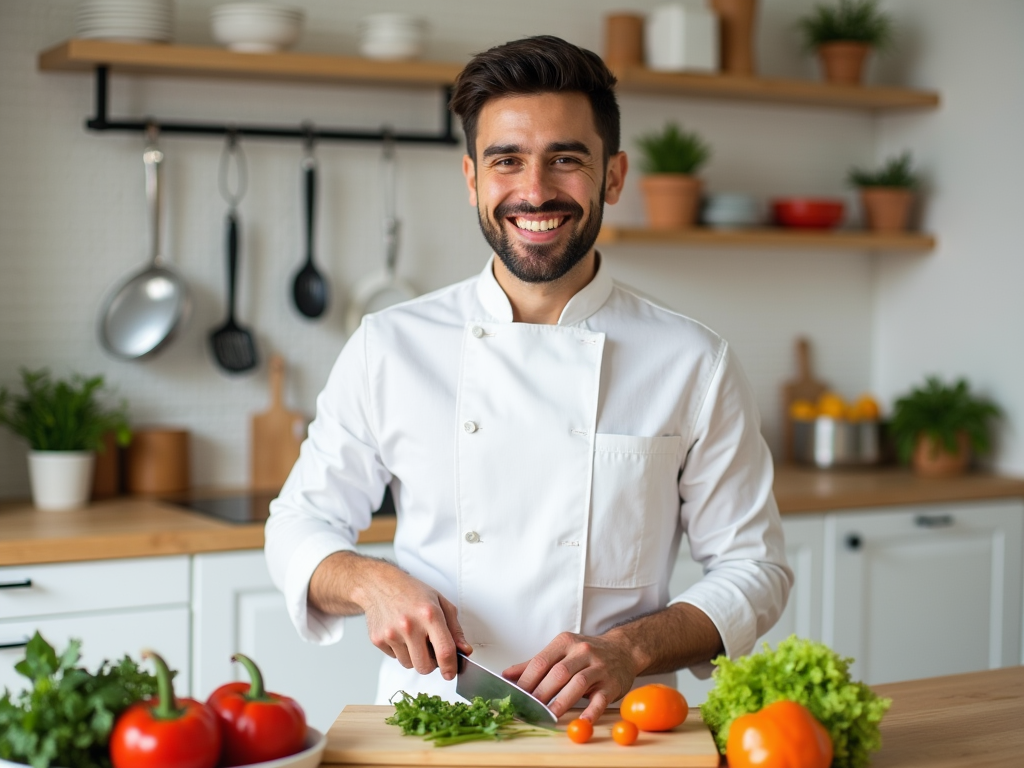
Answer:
[{"left": 477, "top": 187, "right": 605, "bottom": 284}]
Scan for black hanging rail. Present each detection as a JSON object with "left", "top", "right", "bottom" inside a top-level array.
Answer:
[{"left": 86, "top": 65, "right": 459, "bottom": 145}]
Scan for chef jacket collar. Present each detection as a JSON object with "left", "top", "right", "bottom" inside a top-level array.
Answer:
[{"left": 476, "top": 252, "right": 614, "bottom": 326}]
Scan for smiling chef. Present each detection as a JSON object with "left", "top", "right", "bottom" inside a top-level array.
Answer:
[{"left": 265, "top": 35, "right": 792, "bottom": 724}]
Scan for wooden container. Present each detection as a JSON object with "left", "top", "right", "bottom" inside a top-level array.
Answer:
[
  {"left": 126, "top": 428, "right": 190, "bottom": 494},
  {"left": 604, "top": 13, "right": 644, "bottom": 68},
  {"left": 711, "top": 0, "right": 757, "bottom": 75},
  {"left": 91, "top": 431, "right": 122, "bottom": 499}
]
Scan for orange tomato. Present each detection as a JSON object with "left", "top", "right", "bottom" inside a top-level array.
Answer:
[
  {"left": 611, "top": 720, "right": 639, "bottom": 746},
  {"left": 620, "top": 684, "right": 688, "bottom": 732},
  {"left": 566, "top": 718, "right": 593, "bottom": 744},
  {"left": 726, "top": 700, "right": 832, "bottom": 768}
]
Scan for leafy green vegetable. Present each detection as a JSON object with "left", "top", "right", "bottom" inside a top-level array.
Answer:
[
  {"left": 0, "top": 632, "right": 159, "bottom": 768},
  {"left": 700, "top": 636, "right": 891, "bottom": 768},
  {"left": 385, "top": 691, "right": 549, "bottom": 747}
]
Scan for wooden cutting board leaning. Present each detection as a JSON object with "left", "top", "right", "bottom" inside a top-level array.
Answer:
[
  {"left": 781, "top": 336, "right": 828, "bottom": 462},
  {"left": 321, "top": 705, "right": 720, "bottom": 767},
  {"left": 250, "top": 354, "right": 307, "bottom": 491}
]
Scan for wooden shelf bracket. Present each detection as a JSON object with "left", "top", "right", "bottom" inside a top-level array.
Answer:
[{"left": 85, "top": 65, "right": 460, "bottom": 146}]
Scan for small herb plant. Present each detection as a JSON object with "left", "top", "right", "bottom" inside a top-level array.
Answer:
[
  {"left": 0, "top": 632, "right": 160, "bottom": 768},
  {"left": 0, "top": 369, "right": 130, "bottom": 452},
  {"left": 635, "top": 123, "right": 711, "bottom": 176},
  {"left": 848, "top": 152, "right": 918, "bottom": 188},
  {"left": 889, "top": 376, "right": 1001, "bottom": 463},
  {"left": 798, "top": 0, "right": 892, "bottom": 50}
]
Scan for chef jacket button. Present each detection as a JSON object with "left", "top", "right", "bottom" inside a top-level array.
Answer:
[
  {"left": 463, "top": 421, "right": 478, "bottom": 433},
  {"left": 471, "top": 326, "right": 485, "bottom": 338},
  {"left": 465, "top": 531, "right": 480, "bottom": 543}
]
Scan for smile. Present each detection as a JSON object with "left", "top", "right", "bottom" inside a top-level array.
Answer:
[{"left": 511, "top": 216, "right": 568, "bottom": 233}]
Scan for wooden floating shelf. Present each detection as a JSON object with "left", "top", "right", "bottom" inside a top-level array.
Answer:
[
  {"left": 597, "top": 226, "right": 936, "bottom": 252},
  {"left": 610, "top": 65, "right": 940, "bottom": 111},
  {"left": 38, "top": 39, "right": 464, "bottom": 88}
]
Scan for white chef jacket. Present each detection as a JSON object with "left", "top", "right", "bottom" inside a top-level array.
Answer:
[{"left": 265, "top": 254, "right": 792, "bottom": 705}]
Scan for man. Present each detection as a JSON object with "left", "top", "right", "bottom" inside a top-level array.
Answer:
[{"left": 265, "top": 35, "right": 791, "bottom": 723}]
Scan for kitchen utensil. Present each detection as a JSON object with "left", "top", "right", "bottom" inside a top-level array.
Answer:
[
  {"left": 292, "top": 132, "right": 329, "bottom": 319},
  {"left": 98, "top": 125, "right": 191, "bottom": 360},
  {"left": 209, "top": 134, "right": 258, "bottom": 373},
  {"left": 125, "top": 427, "right": 190, "bottom": 494},
  {"left": 323, "top": 705, "right": 720, "bottom": 766},
  {"left": 793, "top": 417, "right": 880, "bottom": 467},
  {"left": 211, "top": 2, "right": 304, "bottom": 52},
  {"left": 251, "top": 354, "right": 307, "bottom": 491},
  {"left": 772, "top": 198, "right": 845, "bottom": 229},
  {"left": 456, "top": 652, "right": 557, "bottom": 727},
  {"left": 345, "top": 135, "right": 417, "bottom": 334},
  {"left": 781, "top": 337, "right": 828, "bottom": 462}
]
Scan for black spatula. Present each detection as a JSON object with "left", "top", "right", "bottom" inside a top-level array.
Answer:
[{"left": 210, "top": 211, "right": 258, "bottom": 373}]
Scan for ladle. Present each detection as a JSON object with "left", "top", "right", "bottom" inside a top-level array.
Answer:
[{"left": 291, "top": 129, "right": 329, "bottom": 318}]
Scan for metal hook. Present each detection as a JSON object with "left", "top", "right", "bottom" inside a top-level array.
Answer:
[
  {"left": 219, "top": 128, "right": 248, "bottom": 209},
  {"left": 301, "top": 121, "right": 316, "bottom": 169}
]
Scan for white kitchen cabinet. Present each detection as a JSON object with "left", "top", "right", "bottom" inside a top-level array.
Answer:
[
  {"left": 191, "top": 543, "right": 395, "bottom": 732},
  {"left": 0, "top": 556, "right": 191, "bottom": 696},
  {"left": 671, "top": 515, "right": 824, "bottom": 705},
  {"left": 823, "top": 499, "right": 1024, "bottom": 685}
]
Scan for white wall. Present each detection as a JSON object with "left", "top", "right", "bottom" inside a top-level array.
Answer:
[
  {"left": 871, "top": 0, "right": 1024, "bottom": 474},
  {"left": 2, "top": 0, "right": 1003, "bottom": 499}
]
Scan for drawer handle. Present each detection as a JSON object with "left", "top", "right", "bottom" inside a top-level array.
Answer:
[
  {"left": 0, "top": 578, "right": 33, "bottom": 590},
  {"left": 915, "top": 514, "right": 954, "bottom": 528},
  {"left": 0, "top": 637, "right": 31, "bottom": 650},
  {"left": 845, "top": 533, "right": 863, "bottom": 551}
]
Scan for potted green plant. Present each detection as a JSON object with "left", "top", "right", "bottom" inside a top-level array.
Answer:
[
  {"left": 797, "top": 0, "right": 892, "bottom": 85},
  {"left": 635, "top": 122, "right": 712, "bottom": 229},
  {"left": 0, "top": 369, "right": 130, "bottom": 509},
  {"left": 848, "top": 151, "right": 918, "bottom": 232},
  {"left": 889, "top": 376, "right": 1001, "bottom": 477}
]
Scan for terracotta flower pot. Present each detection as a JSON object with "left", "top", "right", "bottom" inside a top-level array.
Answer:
[
  {"left": 817, "top": 41, "right": 871, "bottom": 85},
  {"left": 640, "top": 174, "right": 703, "bottom": 229},
  {"left": 860, "top": 187, "right": 914, "bottom": 232},
  {"left": 604, "top": 13, "right": 645, "bottom": 69},
  {"left": 912, "top": 432, "right": 971, "bottom": 478}
]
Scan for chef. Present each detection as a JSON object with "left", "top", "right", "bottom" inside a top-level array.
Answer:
[{"left": 265, "top": 35, "right": 792, "bottom": 723}]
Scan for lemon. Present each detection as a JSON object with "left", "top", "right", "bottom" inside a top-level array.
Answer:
[
  {"left": 816, "top": 392, "right": 847, "bottom": 419},
  {"left": 789, "top": 400, "right": 818, "bottom": 421},
  {"left": 848, "top": 394, "right": 881, "bottom": 422}
]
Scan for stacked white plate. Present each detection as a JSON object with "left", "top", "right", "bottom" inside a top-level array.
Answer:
[
  {"left": 211, "top": 3, "right": 305, "bottom": 53},
  {"left": 75, "top": 0, "right": 174, "bottom": 43}
]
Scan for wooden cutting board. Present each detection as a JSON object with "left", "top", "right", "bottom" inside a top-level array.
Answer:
[
  {"left": 250, "top": 354, "right": 307, "bottom": 491},
  {"left": 781, "top": 337, "right": 828, "bottom": 461},
  {"left": 322, "top": 705, "right": 720, "bottom": 767}
]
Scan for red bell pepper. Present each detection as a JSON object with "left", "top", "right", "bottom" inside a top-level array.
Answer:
[
  {"left": 206, "top": 653, "right": 307, "bottom": 767},
  {"left": 110, "top": 650, "right": 221, "bottom": 768}
]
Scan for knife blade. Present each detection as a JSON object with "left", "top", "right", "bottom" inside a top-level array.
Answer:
[{"left": 456, "top": 652, "right": 558, "bottom": 728}]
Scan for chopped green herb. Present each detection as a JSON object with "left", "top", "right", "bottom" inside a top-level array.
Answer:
[
  {"left": 385, "top": 691, "right": 550, "bottom": 747},
  {"left": 0, "top": 632, "right": 159, "bottom": 768}
]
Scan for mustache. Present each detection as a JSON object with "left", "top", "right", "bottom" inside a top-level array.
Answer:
[{"left": 494, "top": 199, "right": 585, "bottom": 219}]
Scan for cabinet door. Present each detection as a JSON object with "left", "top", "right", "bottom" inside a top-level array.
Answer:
[
  {"left": 0, "top": 606, "right": 191, "bottom": 696},
  {"left": 823, "top": 500, "right": 1023, "bottom": 685},
  {"left": 192, "top": 544, "right": 395, "bottom": 732},
  {"left": 671, "top": 515, "right": 823, "bottom": 704}
]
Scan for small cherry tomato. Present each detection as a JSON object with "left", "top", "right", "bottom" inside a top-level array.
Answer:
[
  {"left": 621, "top": 683, "right": 689, "bottom": 732},
  {"left": 566, "top": 718, "right": 594, "bottom": 744},
  {"left": 612, "top": 719, "right": 639, "bottom": 746}
]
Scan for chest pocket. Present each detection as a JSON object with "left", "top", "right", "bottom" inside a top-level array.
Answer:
[{"left": 585, "top": 434, "right": 683, "bottom": 589}]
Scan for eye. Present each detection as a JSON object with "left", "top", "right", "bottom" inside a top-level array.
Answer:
[
  {"left": 492, "top": 157, "right": 520, "bottom": 168},
  {"left": 553, "top": 156, "right": 582, "bottom": 165}
]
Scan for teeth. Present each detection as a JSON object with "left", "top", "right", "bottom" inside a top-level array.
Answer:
[{"left": 515, "top": 217, "right": 561, "bottom": 232}]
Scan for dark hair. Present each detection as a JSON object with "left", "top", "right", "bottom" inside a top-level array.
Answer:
[{"left": 449, "top": 35, "right": 620, "bottom": 162}]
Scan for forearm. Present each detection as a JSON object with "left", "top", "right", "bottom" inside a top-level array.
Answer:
[
  {"left": 604, "top": 602, "right": 724, "bottom": 678},
  {"left": 308, "top": 550, "right": 403, "bottom": 616}
]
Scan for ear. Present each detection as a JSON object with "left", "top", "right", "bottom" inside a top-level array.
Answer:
[
  {"left": 602, "top": 151, "right": 628, "bottom": 206},
  {"left": 462, "top": 154, "right": 477, "bottom": 206}
]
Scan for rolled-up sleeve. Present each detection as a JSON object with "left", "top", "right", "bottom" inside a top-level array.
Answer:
[
  {"left": 264, "top": 321, "right": 390, "bottom": 645},
  {"left": 668, "top": 341, "right": 793, "bottom": 677}
]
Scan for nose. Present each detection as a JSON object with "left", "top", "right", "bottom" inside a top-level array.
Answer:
[{"left": 519, "top": 161, "right": 558, "bottom": 208}]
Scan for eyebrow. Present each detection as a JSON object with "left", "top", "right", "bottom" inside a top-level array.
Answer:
[{"left": 481, "top": 140, "right": 593, "bottom": 158}]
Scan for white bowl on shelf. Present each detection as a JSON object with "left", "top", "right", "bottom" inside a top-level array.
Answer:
[
  {"left": 359, "top": 13, "right": 426, "bottom": 60},
  {"left": 211, "top": 2, "right": 304, "bottom": 53}
]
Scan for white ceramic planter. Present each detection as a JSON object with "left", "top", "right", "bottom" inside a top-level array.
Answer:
[{"left": 27, "top": 451, "right": 95, "bottom": 510}]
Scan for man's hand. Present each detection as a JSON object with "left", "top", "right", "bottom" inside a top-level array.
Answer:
[
  {"left": 309, "top": 551, "right": 472, "bottom": 681},
  {"left": 501, "top": 631, "right": 638, "bottom": 722}
]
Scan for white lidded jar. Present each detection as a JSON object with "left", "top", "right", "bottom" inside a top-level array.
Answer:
[{"left": 645, "top": 2, "right": 719, "bottom": 72}]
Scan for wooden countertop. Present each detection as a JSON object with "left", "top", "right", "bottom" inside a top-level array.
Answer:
[
  {"left": 866, "top": 665, "right": 1024, "bottom": 768},
  {"left": 1, "top": 467, "right": 1022, "bottom": 566}
]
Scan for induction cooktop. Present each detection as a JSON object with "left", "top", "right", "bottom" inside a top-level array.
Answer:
[{"left": 171, "top": 487, "right": 395, "bottom": 524}]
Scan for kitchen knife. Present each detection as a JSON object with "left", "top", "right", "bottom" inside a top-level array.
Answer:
[{"left": 456, "top": 652, "right": 558, "bottom": 728}]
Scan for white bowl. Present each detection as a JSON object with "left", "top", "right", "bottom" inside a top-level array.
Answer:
[
  {"left": 359, "top": 12, "right": 425, "bottom": 59},
  {"left": 211, "top": 3, "right": 304, "bottom": 52}
]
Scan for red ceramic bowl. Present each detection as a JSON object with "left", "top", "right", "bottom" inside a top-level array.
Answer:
[{"left": 772, "top": 198, "right": 845, "bottom": 229}]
